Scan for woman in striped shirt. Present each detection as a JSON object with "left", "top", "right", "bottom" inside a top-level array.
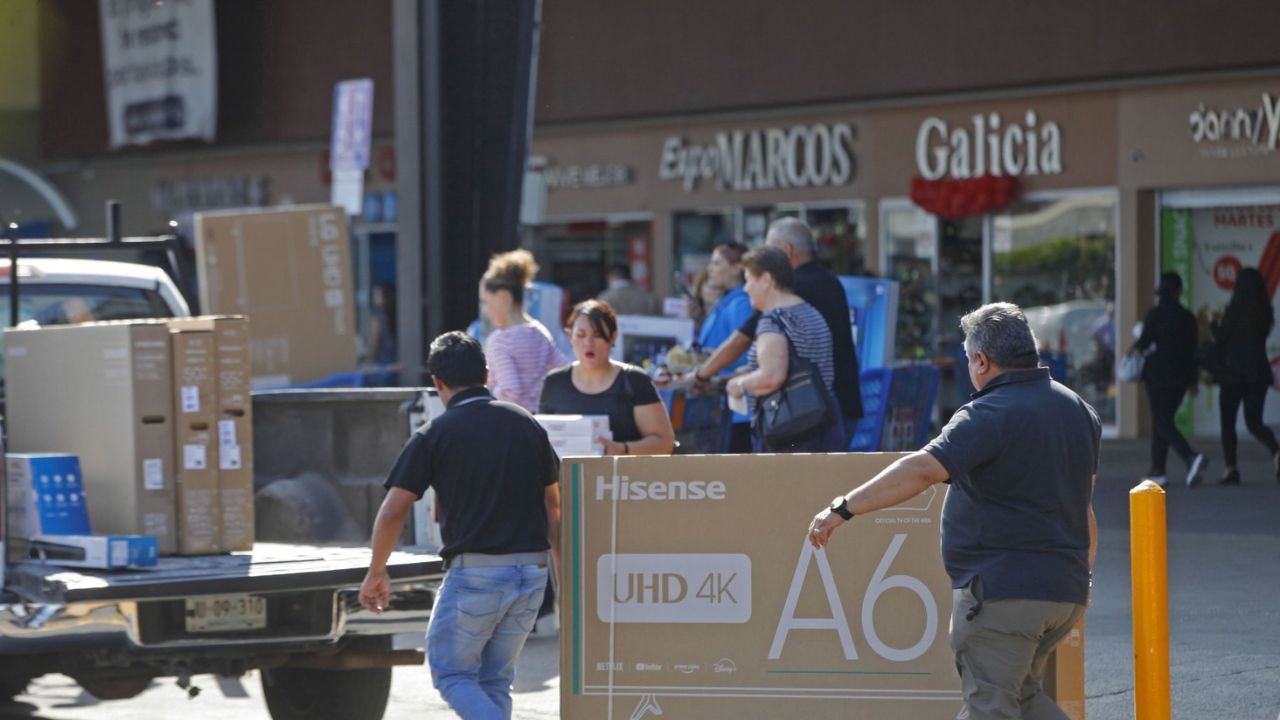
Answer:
[
  {"left": 726, "top": 245, "right": 844, "bottom": 453},
  {"left": 480, "top": 249, "right": 568, "bottom": 411}
]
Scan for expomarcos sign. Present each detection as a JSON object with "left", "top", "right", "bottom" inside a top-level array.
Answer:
[
  {"left": 915, "top": 110, "right": 1064, "bottom": 180},
  {"left": 659, "top": 122, "right": 857, "bottom": 192}
]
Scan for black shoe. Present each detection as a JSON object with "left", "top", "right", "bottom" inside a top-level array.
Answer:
[
  {"left": 1186, "top": 453, "right": 1207, "bottom": 487},
  {"left": 1218, "top": 468, "right": 1241, "bottom": 486}
]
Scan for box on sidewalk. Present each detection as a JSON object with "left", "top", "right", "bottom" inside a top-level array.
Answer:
[
  {"left": 168, "top": 316, "right": 255, "bottom": 551},
  {"left": 5, "top": 454, "right": 92, "bottom": 560},
  {"left": 193, "top": 205, "right": 358, "bottom": 389},
  {"left": 4, "top": 322, "right": 178, "bottom": 554},
  {"left": 170, "top": 328, "right": 221, "bottom": 554},
  {"left": 29, "top": 533, "right": 159, "bottom": 569}
]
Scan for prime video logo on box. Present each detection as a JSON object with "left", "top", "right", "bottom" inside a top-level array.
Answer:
[{"left": 595, "top": 475, "right": 726, "bottom": 502}]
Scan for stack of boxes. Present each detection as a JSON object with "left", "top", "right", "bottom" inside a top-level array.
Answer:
[
  {"left": 3, "top": 316, "right": 256, "bottom": 563},
  {"left": 535, "top": 415, "right": 612, "bottom": 458},
  {"left": 170, "top": 317, "right": 255, "bottom": 552}
]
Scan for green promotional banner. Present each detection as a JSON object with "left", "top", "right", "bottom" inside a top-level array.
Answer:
[{"left": 1160, "top": 207, "right": 1196, "bottom": 436}]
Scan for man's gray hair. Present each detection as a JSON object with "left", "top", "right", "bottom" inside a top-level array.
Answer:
[
  {"left": 960, "top": 302, "right": 1040, "bottom": 369},
  {"left": 766, "top": 217, "right": 817, "bottom": 257}
]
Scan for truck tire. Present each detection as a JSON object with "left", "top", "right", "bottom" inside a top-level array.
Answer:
[{"left": 261, "top": 667, "right": 392, "bottom": 720}]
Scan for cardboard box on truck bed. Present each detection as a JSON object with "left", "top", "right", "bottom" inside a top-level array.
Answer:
[
  {"left": 559, "top": 453, "right": 1085, "bottom": 720},
  {"left": 170, "top": 328, "right": 221, "bottom": 554},
  {"left": 168, "top": 316, "right": 255, "bottom": 551},
  {"left": 4, "top": 322, "right": 178, "bottom": 554},
  {"left": 194, "top": 205, "right": 357, "bottom": 388}
]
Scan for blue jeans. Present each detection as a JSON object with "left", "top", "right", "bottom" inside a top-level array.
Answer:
[{"left": 427, "top": 563, "right": 549, "bottom": 719}]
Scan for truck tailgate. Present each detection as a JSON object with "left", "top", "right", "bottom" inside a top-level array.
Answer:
[{"left": 5, "top": 543, "right": 443, "bottom": 605}]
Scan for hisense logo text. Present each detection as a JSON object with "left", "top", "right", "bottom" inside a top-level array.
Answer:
[{"left": 595, "top": 475, "right": 726, "bottom": 501}]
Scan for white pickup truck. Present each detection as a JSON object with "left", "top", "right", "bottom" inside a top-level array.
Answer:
[{"left": 0, "top": 257, "right": 445, "bottom": 720}]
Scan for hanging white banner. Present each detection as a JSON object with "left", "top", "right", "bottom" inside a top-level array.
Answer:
[{"left": 99, "top": 0, "right": 218, "bottom": 149}]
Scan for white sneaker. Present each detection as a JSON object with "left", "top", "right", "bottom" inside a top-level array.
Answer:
[
  {"left": 1186, "top": 453, "right": 1206, "bottom": 487},
  {"left": 1145, "top": 475, "right": 1169, "bottom": 488}
]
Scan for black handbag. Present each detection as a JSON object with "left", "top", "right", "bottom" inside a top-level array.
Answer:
[
  {"left": 755, "top": 319, "right": 833, "bottom": 446},
  {"left": 1197, "top": 339, "right": 1225, "bottom": 383}
]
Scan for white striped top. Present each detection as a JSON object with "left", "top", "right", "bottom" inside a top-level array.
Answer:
[{"left": 485, "top": 321, "right": 569, "bottom": 412}]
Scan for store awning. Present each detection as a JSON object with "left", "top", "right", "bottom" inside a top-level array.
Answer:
[{"left": 0, "top": 157, "right": 78, "bottom": 231}]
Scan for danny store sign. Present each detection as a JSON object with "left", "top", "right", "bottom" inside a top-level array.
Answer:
[
  {"left": 915, "top": 110, "right": 1064, "bottom": 180},
  {"left": 659, "top": 122, "right": 857, "bottom": 192},
  {"left": 1187, "top": 93, "right": 1280, "bottom": 159}
]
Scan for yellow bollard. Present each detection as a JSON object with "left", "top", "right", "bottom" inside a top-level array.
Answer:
[{"left": 1129, "top": 480, "right": 1171, "bottom": 720}]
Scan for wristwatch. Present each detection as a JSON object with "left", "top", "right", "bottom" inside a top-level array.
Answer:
[{"left": 829, "top": 495, "right": 854, "bottom": 520}]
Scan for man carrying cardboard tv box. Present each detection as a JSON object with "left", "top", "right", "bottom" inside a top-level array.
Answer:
[{"left": 808, "top": 302, "right": 1099, "bottom": 720}]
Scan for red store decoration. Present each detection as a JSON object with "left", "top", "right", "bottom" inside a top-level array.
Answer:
[{"left": 910, "top": 174, "right": 1019, "bottom": 220}]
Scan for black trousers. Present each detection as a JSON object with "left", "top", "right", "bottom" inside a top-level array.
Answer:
[
  {"left": 1218, "top": 381, "right": 1278, "bottom": 467},
  {"left": 1146, "top": 382, "right": 1193, "bottom": 475}
]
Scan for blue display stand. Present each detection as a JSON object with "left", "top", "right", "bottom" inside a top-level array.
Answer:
[
  {"left": 849, "top": 365, "right": 940, "bottom": 452},
  {"left": 849, "top": 368, "right": 894, "bottom": 451},
  {"left": 838, "top": 276, "right": 899, "bottom": 371}
]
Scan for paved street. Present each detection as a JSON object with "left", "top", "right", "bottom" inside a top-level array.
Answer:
[{"left": 2, "top": 439, "right": 1278, "bottom": 719}]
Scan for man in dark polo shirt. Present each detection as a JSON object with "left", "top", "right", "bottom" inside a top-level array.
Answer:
[
  {"left": 360, "top": 331, "right": 560, "bottom": 719},
  {"left": 806, "top": 302, "right": 1099, "bottom": 720},
  {"left": 692, "top": 217, "right": 862, "bottom": 441}
]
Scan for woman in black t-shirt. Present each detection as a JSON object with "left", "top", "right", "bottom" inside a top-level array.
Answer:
[{"left": 539, "top": 300, "right": 676, "bottom": 455}]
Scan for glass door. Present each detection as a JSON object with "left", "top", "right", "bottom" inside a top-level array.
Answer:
[
  {"left": 881, "top": 202, "right": 938, "bottom": 361},
  {"left": 991, "top": 193, "right": 1118, "bottom": 424}
]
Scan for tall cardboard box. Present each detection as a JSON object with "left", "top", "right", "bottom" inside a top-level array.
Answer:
[
  {"left": 170, "top": 328, "right": 221, "bottom": 554},
  {"left": 194, "top": 205, "right": 357, "bottom": 388},
  {"left": 4, "top": 322, "right": 178, "bottom": 554},
  {"left": 169, "top": 316, "right": 254, "bottom": 551}
]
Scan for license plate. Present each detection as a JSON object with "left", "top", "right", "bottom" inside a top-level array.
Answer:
[{"left": 184, "top": 594, "right": 267, "bottom": 633}]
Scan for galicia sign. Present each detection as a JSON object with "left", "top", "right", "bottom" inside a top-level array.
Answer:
[
  {"left": 659, "top": 123, "right": 856, "bottom": 192},
  {"left": 915, "top": 111, "right": 1063, "bottom": 180}
]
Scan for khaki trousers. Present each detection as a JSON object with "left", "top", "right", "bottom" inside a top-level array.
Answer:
[{"left": 950, "top": 585, "right": 1085, "bottom": 720}]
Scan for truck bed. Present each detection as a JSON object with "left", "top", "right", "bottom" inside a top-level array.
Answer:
[{"left": 4, "top": 543, "right": 443, "bottom": 605}]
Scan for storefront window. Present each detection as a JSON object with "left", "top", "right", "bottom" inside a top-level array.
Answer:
[
  {"left": 992, "top": 194, "right": 1118, "bottom": 424},
  {"left": 673, "top": 210, "right": 734, "bottom": 289},
  {"left": 883, "top": 205, "right": 937, "bottom": 360},
  {"left": 675, "top": 204, "right": 866, "bottom": 289},
  {"left": 529, "top": 219, "right": 654, "bottom": 306},
  {"left": 1159, "top": 190, "right": 1280, "bottom": 435},
  {"left": 807, "top": 205, "right": 867, "bottom": 276}
]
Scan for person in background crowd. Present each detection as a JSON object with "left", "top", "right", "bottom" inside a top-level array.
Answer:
[
  {"left": 363, "top": 283, "right": 398, "bottom": 365},
  {"left": 1210, "top": 266, "right": 1279, "bottom": 485},
  {"left": 726, "top": 246, "right": 843, "bottom": 453},
  {"left": 1087, "top": 301, "right": 1115, "bottom": 391},
  {"left": 539, "top": 299, "right": 675, "bottom": 456},
  {"left": 1131, "top": 271, "right": 1206, "bottom": 488},
  {"left": 807, "top": 302, "right": 1098, "bottom": 720},
  {"left": 597, "top": 263, "right": 661, "bottom": 316},
  {"left": 360, "top": 331, "right": 559, "bottom": 720},
  {"left": 695, "top": 218, "right": 863, "bottom": 447},
  {"left": 689, "top": 268, "right": 725, "bottom": 335},
  {"left": 480, "top": 249, "right": 568, "bottom": 412},
  {"left": 690, "top": 242, "right": 754, "bottom": 452}
]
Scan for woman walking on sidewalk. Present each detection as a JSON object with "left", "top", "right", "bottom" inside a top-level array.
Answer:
[
  {"left": 1133, "top": 271, "right": 1206, "bottom": 487},
  {"left": 1210, "top": 266, "right": 1279, "bottom": 485}
]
